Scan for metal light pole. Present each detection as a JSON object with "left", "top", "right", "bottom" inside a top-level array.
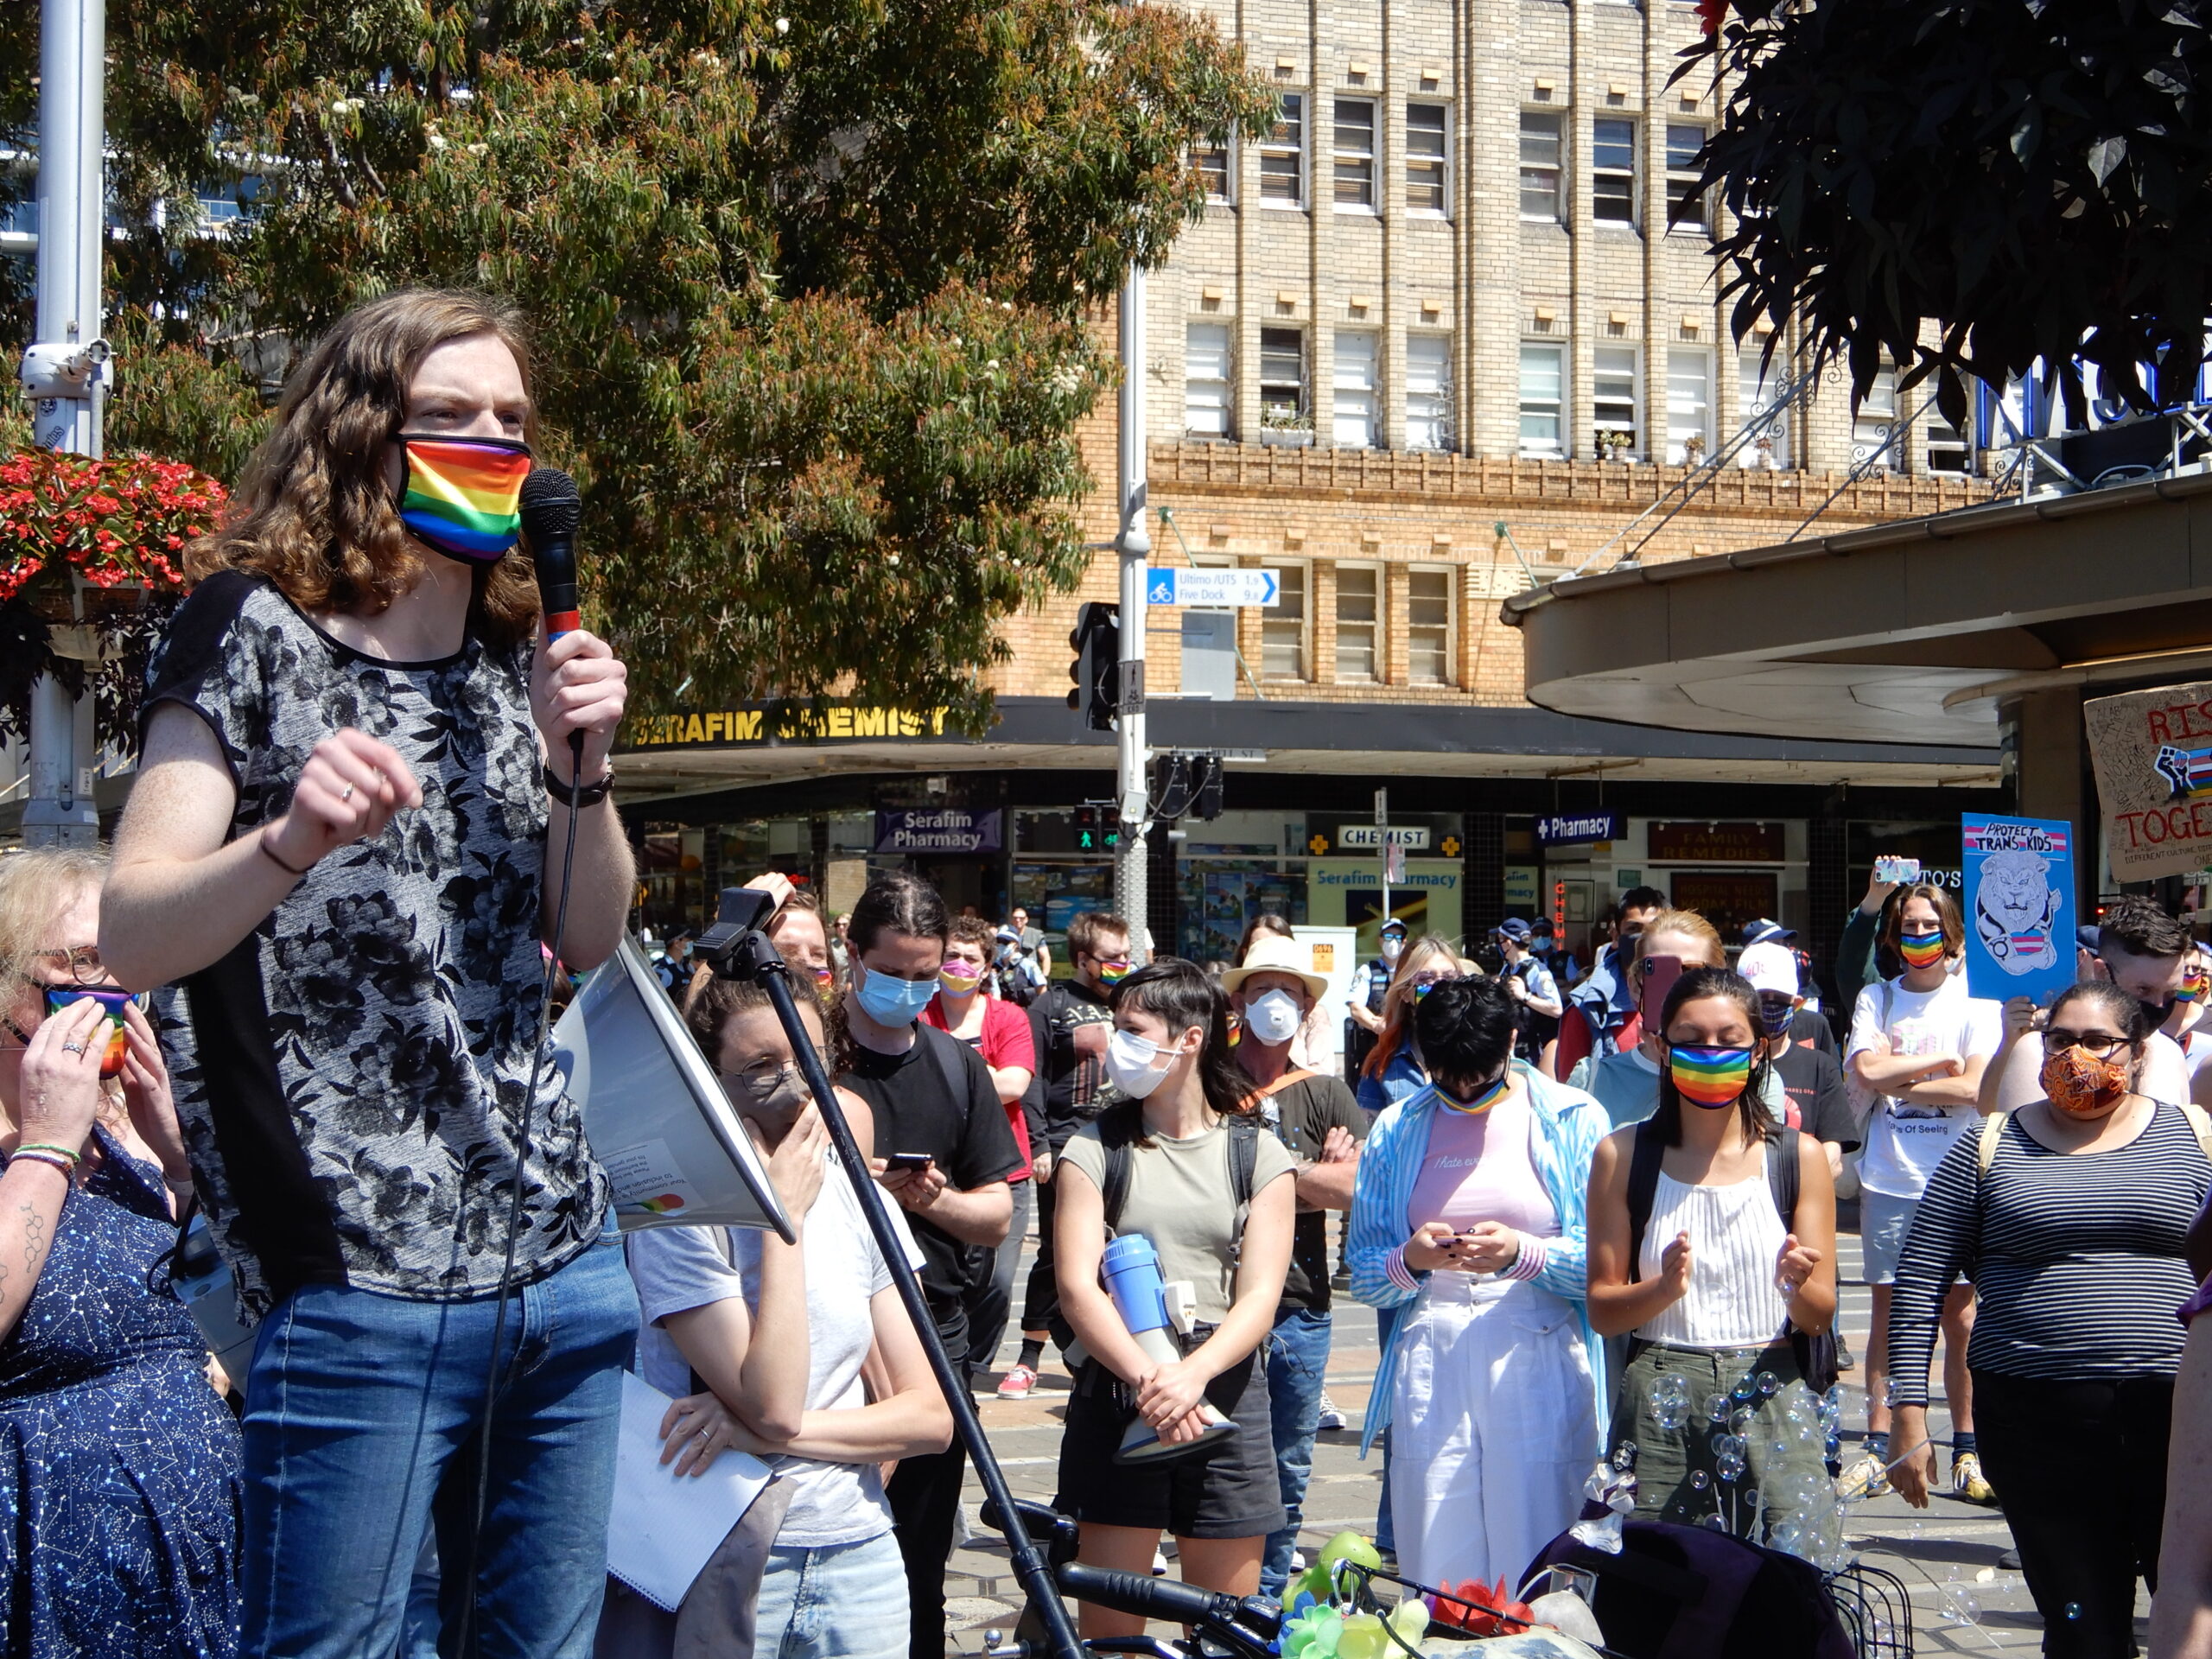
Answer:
[
  {"left": 1113, "top": 263, "right": 1152, "bottom": 951},
  {"left": 18, "top": 0, "right": 109, "bottom": 847}
]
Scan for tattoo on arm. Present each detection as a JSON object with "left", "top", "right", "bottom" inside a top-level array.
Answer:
[{"left": 21, "top": 1204, "right": 47, "bottom": 1275}]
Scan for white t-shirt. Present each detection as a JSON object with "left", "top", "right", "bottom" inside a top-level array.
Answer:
[
  {"left": 625, "top": 1165, "right": 914, "bottom": 1548},
  {"left": 1846, "top": 974, "right": 2001, "bottom": 1198}
]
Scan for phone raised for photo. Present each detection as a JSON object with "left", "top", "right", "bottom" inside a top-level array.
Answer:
[
  {"left": 1636, "top": 953, "right": 1686, "bottom": 1022},
  {"left": 42, "top": 987, "right": 138, "bottom": 1078},
  {"left": 1873, "top": 855, "right": 1922, "bottom": 884},
  {"left": 885, "top": 1152, "right": 934, "bottom": 1173}
]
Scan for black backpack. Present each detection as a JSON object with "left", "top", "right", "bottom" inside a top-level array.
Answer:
[{"left": 1623, "top": 1122, "right": 1839, "bottom": 1394}]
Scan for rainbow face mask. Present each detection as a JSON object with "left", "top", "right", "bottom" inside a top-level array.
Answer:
[
  {"left": 1897, "top": 931, "right": 1948, "bottom": 971},
  {"left": 396, "top": 433, "right": 530, "bottom": 564},
  {"left": 1440, "top": 1072, "right": 1510, "bottom": 1115},
  {"left": 2181, "top": 962, "right": 2211, "bottom": 1005},
  {"left": 1667, "top": 1044, "right": 1755, "bottom": 1109}
]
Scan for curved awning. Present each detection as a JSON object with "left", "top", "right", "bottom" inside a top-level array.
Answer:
[{"left": 1500, "top": 471, "right": 2212, "bottom": 751}]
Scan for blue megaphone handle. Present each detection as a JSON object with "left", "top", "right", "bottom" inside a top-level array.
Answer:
[{"left": 1101, "top": 1233, "right": 1173, "bottom": 1337}]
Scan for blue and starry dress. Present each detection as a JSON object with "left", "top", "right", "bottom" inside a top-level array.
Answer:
[{"left": 0, "top": 1128, "right": 241, "bottom": 1657}]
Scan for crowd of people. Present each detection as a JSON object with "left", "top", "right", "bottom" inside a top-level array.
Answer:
[{"left": 14, "top": 283, "right": 2212, "bottom": 1659}]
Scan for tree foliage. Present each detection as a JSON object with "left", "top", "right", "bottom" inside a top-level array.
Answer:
[
  {"left": 1685, "top": 0, "right": 2212, "bottom": 426},
  {"left": 0, "top": 0, "right": 1273, "bottom": 729}
]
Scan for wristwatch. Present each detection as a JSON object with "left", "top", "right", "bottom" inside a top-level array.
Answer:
[{"left": 543, "top": 762, "right": 615, "bottom": 809}]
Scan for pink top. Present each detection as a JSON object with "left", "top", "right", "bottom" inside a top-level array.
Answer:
[{"left": 1407, "top": 1089, "right": 1560, "bottom": 1239}]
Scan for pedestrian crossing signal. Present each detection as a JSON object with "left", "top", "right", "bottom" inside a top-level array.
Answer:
[
  {"left": 1066, "top": 602, "right": 1121, "bottom": 732},
  {"left": 1074, "top": 804, "right": 1122, "bottom": 853}
]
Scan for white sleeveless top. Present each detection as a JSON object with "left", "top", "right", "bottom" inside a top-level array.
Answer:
[{"left": 1634, "top": 1158, "right": 1789, "bottom": 1350}]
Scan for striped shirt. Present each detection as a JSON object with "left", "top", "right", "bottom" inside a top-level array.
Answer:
[{"left": 1886, "top": 1102, "right": 2212, "bottom": 1405}]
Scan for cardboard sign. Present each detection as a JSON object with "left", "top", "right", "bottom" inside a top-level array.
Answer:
[
  {"left": 2085, "top": 681, "right": 2212, "bottom": 880},
  {"left": 1961, "top": 814, "right": 2075, "bottom": 1005}
]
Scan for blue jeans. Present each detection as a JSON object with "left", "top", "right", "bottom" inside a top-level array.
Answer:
[
  {"left": 755, "top": 1532, "right": 911, "bottom": 1659},
  {"left": 1262, "top": 1307, "right": 1335, "bottom": 1597},
  {"left": 239, "top": 1231, "right": 639, "bottom": 1658}
]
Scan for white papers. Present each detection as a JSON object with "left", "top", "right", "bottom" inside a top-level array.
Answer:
[{"left": 607, "top": 1372, "right": 773, "bottom": 1611}]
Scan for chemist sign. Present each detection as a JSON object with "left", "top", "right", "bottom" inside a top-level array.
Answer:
[
  {"left": 1146, "top": 568, "right": 1281, "bottom": 607},
  {"left": 874, "top": 809, "right": 1004, "bottom": 855},
  {"left": 2085, "top": 680, "right": 2212, "bottom": 880},
  {"left": 1537, "top": 810, "right": 1624, "bottom": 846}
]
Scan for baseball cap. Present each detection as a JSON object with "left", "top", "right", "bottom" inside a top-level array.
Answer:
[
  {"left": 1379, "top": 917, "right": 1408, "bottom": 935},
  {"left": 1495, "top": 918, "right": 1534, "bottom": 943},
  {"left": 1741, "top": 918, "right": 1797, "bottom": 949},
  {"left": 1738, "top": 941, "right": 1801, "bottom": 997},
  {"left": 995, "top": 924, "right": 1020, "bottom": 943}
]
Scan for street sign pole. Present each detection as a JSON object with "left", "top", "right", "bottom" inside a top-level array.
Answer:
[
  {"left": 1375, "top": 787, "right": 1389, "bottom": 932},
  {"left": 20, "top": 0, "right": 107, "bottom": 848},
  {"left": 1114, "top": 262, "right": 1151, "bottom": 954}
]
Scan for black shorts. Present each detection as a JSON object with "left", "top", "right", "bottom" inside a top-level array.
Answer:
[{"left": 1052, "top": 1347, "right": 1287, "bottom": 1541}]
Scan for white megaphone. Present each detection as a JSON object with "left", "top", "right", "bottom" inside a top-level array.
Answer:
[
  {"left": 555, "top": 936, "right": 794, "bottom": 1239},
  {"left": 1103, "top": 1234, "right": 1237, "bottom": 1465}
]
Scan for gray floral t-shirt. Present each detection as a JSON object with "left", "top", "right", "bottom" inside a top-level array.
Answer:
[{"left": 144, "top": 571, "right": 608, "bottom": 1317}]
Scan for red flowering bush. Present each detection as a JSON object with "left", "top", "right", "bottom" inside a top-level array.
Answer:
[{"left": 0, "top": 448, "right": 225, "bottom": 602}]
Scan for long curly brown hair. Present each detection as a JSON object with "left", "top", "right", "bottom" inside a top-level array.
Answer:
[{"left": 188, "top": 289, "right": 543, "bottom": 651}]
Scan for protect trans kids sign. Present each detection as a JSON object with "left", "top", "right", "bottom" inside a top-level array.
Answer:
[{"left": 1961, "top": 814, "right": 2074, "bottom": 1006}]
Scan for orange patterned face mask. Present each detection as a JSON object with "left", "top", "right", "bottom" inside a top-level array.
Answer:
[{"left": 2040, "top": 1044, "right": 2130, "bottom": 1118}]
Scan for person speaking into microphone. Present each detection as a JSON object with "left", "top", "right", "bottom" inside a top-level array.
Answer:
[{"left": 100, "top": 289, "right": 639, "bottom": 1659}]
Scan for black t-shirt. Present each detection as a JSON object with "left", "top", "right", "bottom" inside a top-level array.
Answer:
[
  {"left": 1033, "top": 979, "right": 1123, "bottom": 1145},
  {"left": 840, "top": 1027, "right": 1023, "bottom": 1340},
  {"left": 1790, "top": 1007, "right": 1839, "bottom": 1058},
  {"left": 1254, "top": 1071, "right": 1369, "bottom": 1313},
  {"left": 1771, "top": 1042, "right": 1860, "bottom": 1151}
]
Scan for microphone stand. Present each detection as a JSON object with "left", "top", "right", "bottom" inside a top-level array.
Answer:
[{"left": 708, "top": 925, "right": 1084, "bottom": 1659}]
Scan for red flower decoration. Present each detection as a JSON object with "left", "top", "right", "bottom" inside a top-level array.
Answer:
[
  {"left": 1695, "top": 0, "right": 1727, "bottom": 32},
  {"left": 0, "top": 448, "right": 224, "bottom": 602},
  {"left": 1429, "top": 1577, "right": 1535, "bottom": 1638}
]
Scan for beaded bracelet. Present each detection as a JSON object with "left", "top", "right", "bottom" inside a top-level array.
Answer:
[
  {"left": 10, "top": 1149, "right": 76, "bottom": 1179},
  {"left": 15, "top": 1142, "right": 80, "bottom": 1168}
]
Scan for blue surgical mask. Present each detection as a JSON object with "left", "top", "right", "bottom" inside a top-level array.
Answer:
[{"left": 855, "top": 962, "right": 938, "bottom": 1027}]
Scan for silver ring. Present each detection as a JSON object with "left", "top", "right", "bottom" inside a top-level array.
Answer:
[
  {"left": 60, "top": 1042, "right": 86, "bottom": 1054},
  {"left": 340, "top": 783, "right": 356, "bottom": 803}
]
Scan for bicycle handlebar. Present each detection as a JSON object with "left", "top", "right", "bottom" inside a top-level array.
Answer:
[{"left": 1052, "top": 1563, "right": 1281, "bottom": 1657}]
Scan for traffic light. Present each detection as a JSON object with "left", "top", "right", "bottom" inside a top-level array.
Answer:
[
  {"left": 1072, "top": 804, "right": 1122, "bottom": 854},
  {"left": 1066, "top": 602, "right": 1121, "bottom": 732},
  {"left": 1192, "top": 754, "right": 1224, "bottom": 821}
]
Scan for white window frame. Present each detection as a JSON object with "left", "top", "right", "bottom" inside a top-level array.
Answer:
[
  {"left": 1593, "top": 345, "right": 1642, "bottom": 456},
  {"left": 1519, "top": 342, "right": 1566, "bottom": 457},
  {"left": 1333, "top": 563, "right": 1382, "bottom": 683},
  {"left": 1405, "top": 101, "right": 1450, "bottom": 218},
  {"left": 1925, "top": 415, "right": 1973, "bottom": 476},
  {"left": 1259, "top": 327, "right": 1309, "bottom": 431},
  {"left": 1665, "top": 346, "right": 1713, "bottom": 465},
  {"left": 1405, "top": 334, "right": 1453, "bottom": 452},
  {"left": 1592, "top": 118, "right": 1638, "bottom": 226},
  {"left": 1664, "top": 124, "right": 1707, "bottom": 232},
  {"left": 1407, "top": 565, "right": 1456, "bottom": 687},
  {"left": 1259, "top": 94, "right": 1306, "bottom": 209},
  {"left": 1853, "top": 368, "right": 1898, "bottom": 469},
  {"left": 1520, "top": 111, "right": 1563, "bottom": 222},
  {"left": 1185, "top": 321, "right": 1233, "bottom": 439},
  {"left": 1332, "top": 328, "right": 1380, "bottom": 448},
  {"left": 1332, "top": 98, "right": 1376, "bottom": 212},
  {"left": 1193, "top": 134, "right": 1235, "bottom": 205},
  {"left": 1261, "top": 562, "right": 1311, "bottom": 680},
  {"left": 1738, "top": 346, "right": 1790, "bottom": 469}
]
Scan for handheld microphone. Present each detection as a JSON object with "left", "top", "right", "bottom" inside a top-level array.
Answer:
[{"left": 520, "top": 466, "right": 582, "bottom": 640}]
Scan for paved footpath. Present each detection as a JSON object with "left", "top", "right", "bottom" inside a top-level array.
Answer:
[{"left": 936, "top": 1212, "right": 2141, "bottom": 1654}]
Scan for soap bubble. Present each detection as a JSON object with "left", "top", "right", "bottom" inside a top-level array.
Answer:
[
  {"left": 1718, "top": 1452, "right": 1747, "bottom": 1483},
  {"left": 1771, "top": 1521, "right": 1804, "bottom": 1554},
  {"left": 1741, "top": 1488, "right": 1759, "bottom": 1515},
  {"left": 1698, "top": 1512, "right": 1730, "bottom": 1531},
  {"left": 1732, "top": 1376, "right": 1758, "bottom": 1402},
  {"left": 1756, "top": 1370, "right": 1780, "bottom": 1396},
  {"left": 1704, "top": 1393, "right": 1731, "bottom": 1423},
  {"left": 1689, "top": 1470, "right": 1712, "bottom": 1492},
  {"left": 2064, "top": 1603, "right": 2083, "bottom": 1622}
]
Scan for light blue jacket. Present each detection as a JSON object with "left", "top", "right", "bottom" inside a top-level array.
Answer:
[
  {"left": 1347, "top": 1065, "right": 1609, "bottom": 1453},
  {"left": 1354, "top": 1042, "right": 1430, "bottom": 1117}
]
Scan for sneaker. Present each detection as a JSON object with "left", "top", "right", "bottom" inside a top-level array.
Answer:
[
  {"left": 1317, "top": 1394, "right": 1350, "bottom": 1432},
  {"left": 1836, "top": 1451, "right": 1891, "bottom": 1501},
  {"left": 1951, "top": 1452, "right": 1997, "bottom": 1505},
  {"left": 1152, "top": 1548, "right": 1170, "bottom": 1576},
  {"left": 1289, "top": 1550, "right": 1308, "bottom": 1573},
  {"left": 1834, "top": 1332, "right": 1856, "bottom": 1371},
  {"left": 996, "top": 1363, "right": 1038, "bottom": 1400}
]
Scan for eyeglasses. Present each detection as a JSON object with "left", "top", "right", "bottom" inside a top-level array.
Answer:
[
  {"left": 719, "top": 1052, "right": 822, "bottom": 1098},
  {"left": 2043, "top": 1029, "right": 2129, "bottom": 1060},
  {"left": 35, "top": 945, "right": 110, "bottom": 986},
  {"left": 1408, "top": 969, "right": 1459, "bottom": 991}
]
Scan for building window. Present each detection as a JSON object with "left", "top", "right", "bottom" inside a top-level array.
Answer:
[
  {"left": 1666, "top": 347, "right": 1712, "bottom": 464},
  {"left": 1520, "top": 343, "right": 1565, "bottom": 456},
  {"left": 1335, "top": 564, "right": 1381, "bottom": 683},
  {"left": 1592, "top": 118, "right": 1637, "bottom": 225},
  {"left": 1260, "top": 95, "right": 1305, "bottom": 207},
  {"left": 1332, "top": 330, "right": 1379, "bottom": 448},
  {"left": 1259, "top": 327, "right": 1308, "bottom": 430},
  {"left": 1262, "top": 563, "right": 1309, "bottom": 678},
  {"left": 1333, "top": 99, "right": 1376, "bottom": 210},
  {"left": 1594, "top": 346, "right": 1640, "bottom": 454},
  {"left": 1406, "top": 102, "right": 1449, "bottom": 215},
  {"left": 1193, "top": 136, "right": 1232, "bottom": 203},
  {"left": 1405, "top": 334, "right": 1453, "bottom": 451},
  {"left": 1926, "top": 416, "right": 1972, "bottom": 475},
  {"left": 1853, "top": 368, "right": 1898, "bottom": 468},
  {"left": 1408, "top": 567, "right": 1453, "bottom": 685},
  {"left": 1185, "top": 322, "right": 1232, "bottom": 439},
  {"left": 1665, "top": 125, "right": 1707, "bottom": 229},
  {"left": 1738, "top": 346, "right": 1790, "bottom": 468},
  {"left": 1520, "top": 112, "right": 1562, "bottom": 221}
]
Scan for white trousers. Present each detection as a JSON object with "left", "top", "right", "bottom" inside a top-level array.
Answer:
[{"left": 1389, "top": 1274, "right": 1599, "bottom": 1597}]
